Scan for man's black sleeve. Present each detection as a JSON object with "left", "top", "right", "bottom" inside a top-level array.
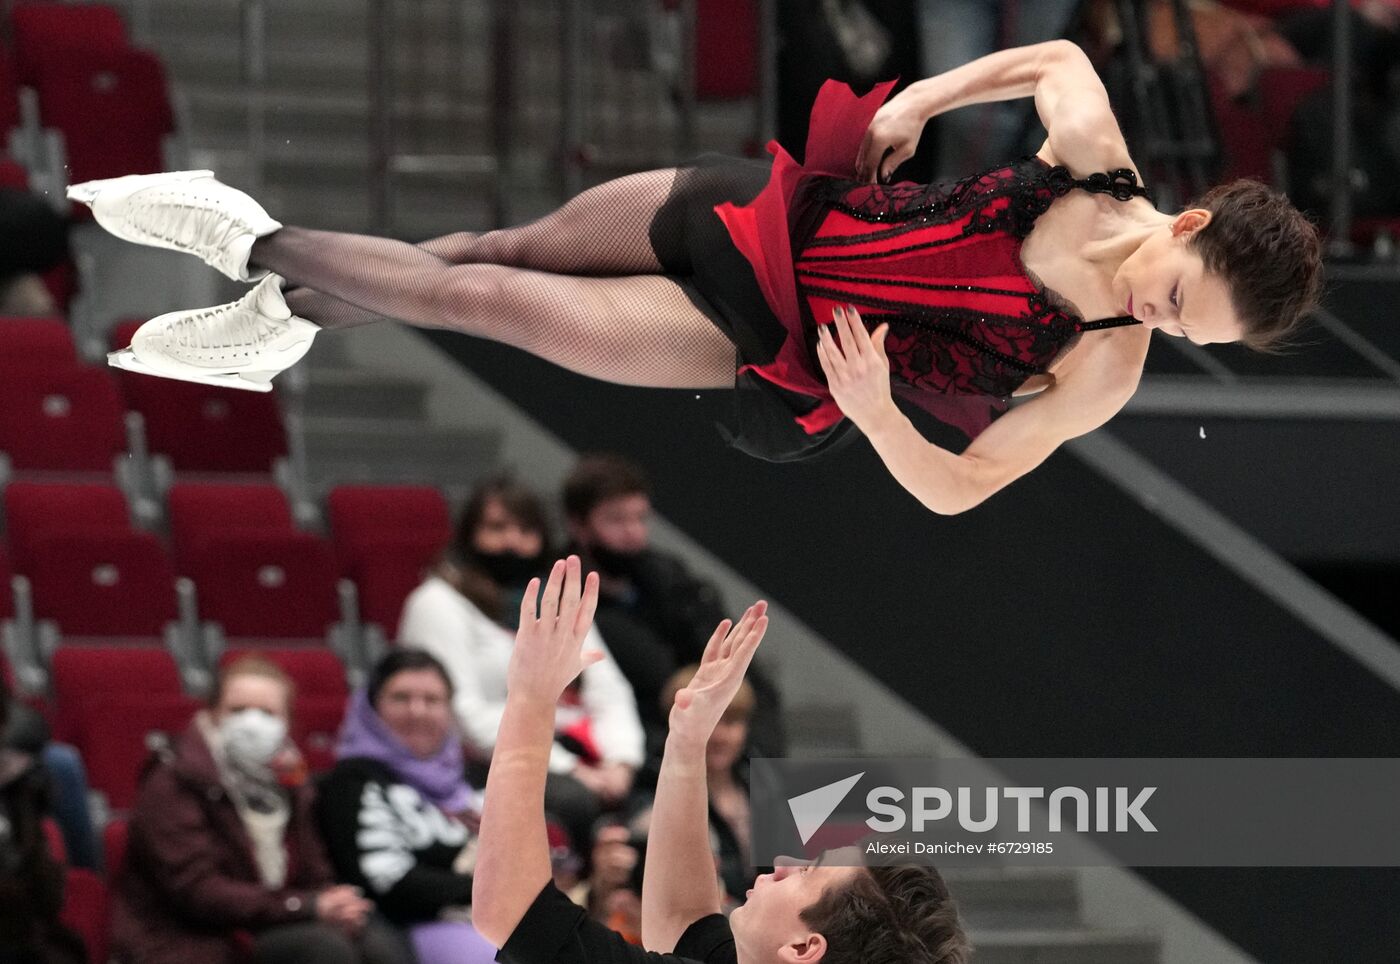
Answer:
[{"left": 497, "top": 881, "right": 734, "bottom": 964}]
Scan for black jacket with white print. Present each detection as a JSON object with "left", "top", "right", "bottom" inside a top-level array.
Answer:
[{"left": 315, "top": 757, "right": 475, "bottom": 925}]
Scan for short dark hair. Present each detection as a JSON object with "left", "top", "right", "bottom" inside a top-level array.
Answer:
[
  {"left": 562, "top": 454, "right": 650, "bottom": 522},
  {"left": 800, "top": 865, "right": 971, "bottom": 964},
  {"left": 367, "top": 648, "right": 455, "bottom": 708},
  {"left": 1186, "top": 179, "right": 1322, "bottom": 352}
]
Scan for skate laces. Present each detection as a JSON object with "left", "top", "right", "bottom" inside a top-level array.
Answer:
[
  {"left": 130, "top": 189, "right": 250, "bottom": 254},
  {"left": 163, "top": 299, "right": 282, "bottom": 358}
]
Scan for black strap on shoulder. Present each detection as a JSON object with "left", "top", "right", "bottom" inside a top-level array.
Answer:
[
  {"left": 1042, "top": 164, "right": 1151, "bottom": 203},
  {"left": 1077, "top": 316, "right": 1142, "bottom": 331}
]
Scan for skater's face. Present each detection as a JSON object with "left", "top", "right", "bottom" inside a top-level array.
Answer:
[
  {"left": 375, "top": 668, "right": 454, "bottom": 759},
  {"left": 1115, "top": 209, "right": 1244, "bottom": 345},
  {"left": 730, "top": 848, "right": 863, "bottom": 964},
  {"left": 472, "top": 497, "right": 545, "bottom": 558},
  {"left": 582, "top": 493, "right": 652, "bottom": 554}
]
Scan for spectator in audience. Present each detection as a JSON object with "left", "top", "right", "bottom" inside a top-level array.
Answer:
[
  {"left": 317, "top": 648, "right": 495, "bottom": 964},
  {"left": 399, "top": 476, "right": 646, "bottom": 859},
  {"left": 630, "top": 666, "right": 756, "bottom": 909},
  {"left": 0, "top": 674, "right": 86, "bottom": 964},
  {"left": 3, "top": 689, "right": 100, "bottom": 871},
  {"left": 112, "top": 656, "right": 410, "bottom": 964},
  {"left": 917, "top": 0, "right": 1079, "bottom": 176},
  {"left": 563, "top": 454, "right": 786, "bottom": 758},
  {"left": 0, "top": 185, "right": 69, "bottom": 316}
]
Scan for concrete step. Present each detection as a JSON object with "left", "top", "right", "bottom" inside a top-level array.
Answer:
[
  {"left": 939, "top": 868, "right": 1081, "bottom": 931},
  {"left": 782, "top": 702, "right": 861, "bottom": 756},
  {"left": 966, "top": 928, "right": 1159, "bottom": 964},
  {"left": 300, "top": 415, "right": 500, "bottom": 495},
  {"left": 302, "top": 367, "right": 431, "bottom": 421}
]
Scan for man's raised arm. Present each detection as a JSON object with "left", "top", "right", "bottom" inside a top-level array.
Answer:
[{"left": 641, "top": 602, "right": 769, "bottom": 952}]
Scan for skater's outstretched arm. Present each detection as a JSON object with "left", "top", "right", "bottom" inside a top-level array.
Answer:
[
  {"left": 857, "top": 40, "right": 1133, "bottom": 183},
  {"left": 817, "top": 306, "right": 1138, "bottom": 515},
  {"left": 470, "top": 557, "right": 601, "bottom": 946},
  {"left": 641, "top": 602, "right": 768, "bottom": 953}
]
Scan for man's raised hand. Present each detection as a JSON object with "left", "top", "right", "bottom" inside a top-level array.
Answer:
[
  {"left": 668, "top": 601, "right": 770, "bottom": 747},
  {"left": 507, "top": 556, "right": 602, "bottom": 704}
]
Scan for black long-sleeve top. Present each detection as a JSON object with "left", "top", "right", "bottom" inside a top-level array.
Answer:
[{"left": 314, "top": 757, "right": 474, "bottom": 925}]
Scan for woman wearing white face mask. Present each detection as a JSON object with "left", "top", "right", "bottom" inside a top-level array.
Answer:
[{"left": 112, "top": 656, "right": 412, "bottom": 964}]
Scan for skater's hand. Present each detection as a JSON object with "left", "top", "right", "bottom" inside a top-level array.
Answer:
[
  {"left": 667, "top": 602, "right": 769, "bottom": 748},
  {"left": 508, "top": 557, "right": 603, "bottom": 705},
  {"left": 816, "top": 305, "right": 896, "bottom": 431},
  {"left": 857, "top": 95, "right": 926, "bottom": 184}
]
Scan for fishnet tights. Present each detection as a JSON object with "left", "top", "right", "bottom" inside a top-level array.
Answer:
[{"left": 264, "top": 168, "right": 743, "bottom": 389}]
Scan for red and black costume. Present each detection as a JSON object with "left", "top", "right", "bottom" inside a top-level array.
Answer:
[{"left": 698, "top": 79, "right": 1147, "bottom": 461}]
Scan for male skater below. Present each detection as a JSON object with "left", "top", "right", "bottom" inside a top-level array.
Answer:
[{"left": 471, "top": 556, "right": 970, "bottom": 964}]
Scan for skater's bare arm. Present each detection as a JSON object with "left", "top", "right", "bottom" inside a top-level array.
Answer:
[
  {"left": 641, "top": 604, "right": 768, "bottom": 952},
  {"left": 858, "top": 41, "right": 1133, "bottom": 182},
  {"left": 817, "top": 306, "right": 1136, "bottom": 514},
  {"left": 471, "top": 558, "right": 602, "bottom": 947}
]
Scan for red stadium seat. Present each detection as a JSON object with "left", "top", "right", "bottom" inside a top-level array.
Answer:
[
  {"left": 354, "top": 538, "right": 444, "bottom": 634},
  {"left": 326, "top": 485, "right": 450, "bottom": 630},
  {"left": 49, "top": 645, "right": 184, "bottom": 745},
  {"left": 166, "top": 482, "right": 295, "bottom": 569},
  {"left": 42, "top": 815, "right": 66, "bottom": 862},
  {"left": 0, "top": 367, "right": 127, "bottom": 472},
  {"left": 119, "top": 371, "right": 289, "bottom": 474},
  {"left": 29, "top": 531, "right": 177, "bottom": 637},
  {"left": 0, "top": 317, "right": 78, "bottom": 372},
  {"left": 74, "top": 692, "right": 199, "bottom": 809},
  {"left": 188, "top": 532, "right": 338, "bottom": 639},
  {"left": 220, "top": 647, "right": 348, "bottom": 772},
  {"left": 3, "top": 481, "right": 132, "bottom": 573},
  {"left": 60, "top": 866, "right": 110, "bottom": 964},
  {"left": 694, "top": 0, "right": 758, "bottom": 100},
  {"left": 103, "top": 818, "right": 128, "bottom": 877},
  {"left": 0, "top": 49, "right": 20, "bottom": 134},
  {"left": 11, "top": 2, "right": 129, "bottom": 85},
  {"left": 0, "top": 545, "right": 12, "bottom": 620},
  {"left": 32, "top": 47, "right": 174, "bottom": 187},
  {"left": 327, "top": 485, "right": 452, "bottom": 570}
]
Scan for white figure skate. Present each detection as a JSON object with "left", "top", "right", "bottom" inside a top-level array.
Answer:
[
  {"left": 67, "top": 170, "right": 281, "bottom": 281},
  {"left": 108, "top": 275, "right": 318, "bottom": 392}
]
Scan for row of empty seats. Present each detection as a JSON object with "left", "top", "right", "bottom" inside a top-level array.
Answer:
[
  {"left": 2, "top": 317, "right": 289, "bottom": 475},
  {"left": 3, "top": 2, "right": 176, "bottom": 204},
  {"left": 2, "top": 480, "right": 452, "bottom": 635}
]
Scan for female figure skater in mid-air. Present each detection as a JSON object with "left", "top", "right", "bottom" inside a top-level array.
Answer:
[{"left": 72, "top": 41, "right": 1321, "bottom": 514}]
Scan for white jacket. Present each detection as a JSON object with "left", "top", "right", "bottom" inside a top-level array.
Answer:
[{"left": 398, "top": 575, "right": 645, "bottom": 774}]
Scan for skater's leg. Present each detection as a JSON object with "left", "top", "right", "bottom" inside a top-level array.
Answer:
[
  {"left": 282, "top": 162, "right": 765, "bottom": 330},
  {"left": 251, "top": 223, "right": 736, "bottom": 386}
]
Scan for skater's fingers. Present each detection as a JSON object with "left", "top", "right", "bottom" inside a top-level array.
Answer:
[
  {"left": 816, "top": 327, "right": 840, "bottom": 377},
  {"left": 538, "top": 558, "right": 565, "bottom": 626},
  {"left": 557, "top": 554, "right": 582, "bottom": 628},
  {"left": 701, "top": 619, "right": 733, "bottom": 664},
  {"left": 519, "top": 577, "right": 541, "bottom": 626},
  {"left": 836, "top": 305, "right": 864, "bottom": 359},
  {"left": 573, "top": 570, "right": 600, "bottom": 640},
  {"left": 721, "top": 605, "right": 755, "bottom": 660},
  {"left": 870, "top": 322, "right": 890, "bottom": 363}
]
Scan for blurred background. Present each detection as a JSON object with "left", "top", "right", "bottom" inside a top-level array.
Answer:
[{"left": 0, "top": 2, "right": 1397, "bottom": 963}]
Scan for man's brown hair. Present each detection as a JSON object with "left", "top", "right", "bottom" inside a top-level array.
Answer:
[
  {"left": 1186, "top": 179, "right": 1322, "bottom": 352},
  {"left": 562, "top": 453, "right": 650, "bottom": 521},
  {"left": 800, "top": 865, "right": 971, "bottom": 964}
]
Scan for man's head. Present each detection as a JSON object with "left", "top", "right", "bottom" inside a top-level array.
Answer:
[
  {"left": 1115, "top": 179, "right": 1322, "bottom": 350},
  {"left": 730, "top": 849, "right": 970, "bottom": 964},
  {"left": 563, "top": 455, "right": 652, "bottom": 573}
]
